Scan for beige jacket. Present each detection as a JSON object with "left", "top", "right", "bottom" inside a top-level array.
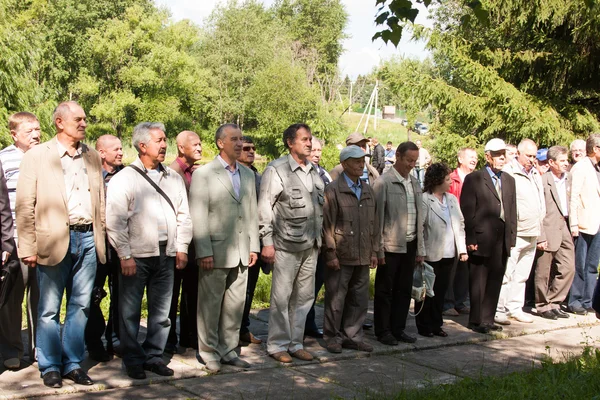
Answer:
[
  {"left": 16, "top": 138, "right": 106, "bottom": 266},
  {"left": 570, "top": 157, "right": 600, "bottom": 235},
  {"left": 106, "top": 158, "right": 192, "bottom": 258}
]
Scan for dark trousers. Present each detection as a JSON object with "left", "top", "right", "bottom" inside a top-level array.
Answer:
[
  {"left": 240, "top": 260, "right": 262, "bottom": 335},
  {"left": 305, "top": 252, "right": 326, "bottom": 333},
  {"left": 85, "top": 246, "right": 120, "bottom": 352},
  {"left": 374, "top": 240, "right": 417, "bottom": 338},
  {"left": 468, "top": 244, "right": 508, "bottom": 326},
  {"left": 415, "top": 258, "right": 454, "bottom": 334},
  {"left": 443, "top": 258, "right": 470, "bottom": 311},
  {"left": 119, "top": 246, "right": 174, "bottom": 367},
  {"left": 569, "top": 232, "right": 600, "bottom": 310},
  {"left": 167, "top": 245, "right": 198, "bottom": 348}
]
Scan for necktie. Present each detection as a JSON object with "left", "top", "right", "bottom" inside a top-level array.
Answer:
[{"left": 494, "top": 175, "right": 505, "bottom": 222}]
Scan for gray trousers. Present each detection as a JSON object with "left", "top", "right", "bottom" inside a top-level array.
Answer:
[
  {"left": 267, "top": 245, "right": 318, "bottom": 354},
  {"left": 0, "top": 260, "right": 38, "bottom": 360},
  {"left": 323, "top": 264, "right": 370, "bottom": 345},
  {"left": 197, "top": 265, "right": 247, "bottom": 363},
  {"left": 535, "top": 225, "right": 575, "bottom": 313}
]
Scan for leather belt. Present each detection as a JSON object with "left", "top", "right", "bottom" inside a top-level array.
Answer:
[{"left": 70, "top": 224, "right": 93, "bottom": 232}]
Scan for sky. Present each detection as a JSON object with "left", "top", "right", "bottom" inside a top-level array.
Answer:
[{"left": 153, "top": 0, "right": 431, "bottom": 79}]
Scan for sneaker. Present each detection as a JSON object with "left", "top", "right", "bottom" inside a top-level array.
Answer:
[
  {"left": 509, "top": 312, "right": 533, "bottom": 323},
  {"left": 442, "top": 308, "right": 459, "bottom": 316},
  {"left": 494, "top": 314, "right": 511, "bottom": 325}
]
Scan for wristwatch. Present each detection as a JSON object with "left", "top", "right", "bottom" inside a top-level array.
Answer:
[{"left": 120, "top": 255, "right": 132, "bottom": 261}]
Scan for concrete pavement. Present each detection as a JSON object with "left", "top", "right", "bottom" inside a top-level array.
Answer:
[{"left": 1, "top": 303, "right": 599, "bottom": 399}]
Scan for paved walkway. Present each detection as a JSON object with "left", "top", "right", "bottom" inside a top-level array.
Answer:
[{"left": 1, "top": 303, "right": 599, "bottom": 399}]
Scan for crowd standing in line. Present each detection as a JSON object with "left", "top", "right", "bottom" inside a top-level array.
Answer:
[{"left": 1, "top": 102, "right": 600, "bottom": 389}]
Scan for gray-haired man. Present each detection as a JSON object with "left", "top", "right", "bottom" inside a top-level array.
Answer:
[{"left": 106, "top": 122, "right": 192, "bottom": 380}]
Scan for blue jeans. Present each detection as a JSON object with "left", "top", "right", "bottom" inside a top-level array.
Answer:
[
  {"left": 569, "top": 232, "right": 600, "bottom": 309},
  {"left": 36, "top": 230, "right": 96, "bottom": 376},
  {"left": 119, "top": 246, "right": 174, "bottom": 367}
]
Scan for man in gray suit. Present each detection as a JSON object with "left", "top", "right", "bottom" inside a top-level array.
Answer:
[
  {"left": 535, "top": 146, "right": 575, "bottom": 319},
  {"left": 190, "top": 124, "right": 259, "bottom": 372}
]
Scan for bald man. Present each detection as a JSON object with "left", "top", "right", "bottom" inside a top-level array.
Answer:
[{"left": 166, "top": 130, "right": 202, "bottom": 352}]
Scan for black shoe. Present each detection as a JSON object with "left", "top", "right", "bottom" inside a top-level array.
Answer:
[
  {"left": 362, "top": 322, "right": 373, "bottom": 330},
  {"left": 143, "top": 362, "right": 174, "bottom": 376},
  {"left": 126, "top": 365, "right": 147, "bottom": 380},
  {"left": 585, "top": 307, "right": 595, "bottom": 314},
  {"left": 569, "top": 306, "right": 588, "bottom": 315},
  {"left": 553, "top": 309, "right": 570, "bottom": 319},
  {"left": 434, "top": 329, "right": 448, "bottom": 337},
  {"left": 63, "top": 368, "right": 94, "bottom": 386},
  {"left": 484, "top": 323, "right": 503, "bottom": 332},
  {"left": 304, "top": 329, "right": 323, "bottom": 338},
  {"left": 467, "top": 323, "right": 490, "bottom": 334},
  {"left": 164, "top": 343, "right": 178, "bottom": 354},
  {"left": 394, "top": 331, "right": 417, "bottom": 343},
  {"left": 42, "top": 371, "right": 62, "bottom": 388},
  {"left": 540, "top": 310, "right": 558, "bottom": 320},
  {"left": 418, "top": 331, "right": 434, "bottom": 338},
  {"left": 377, "top": 333, "right": 398, "bottom": 346},
  {"left": 88, "top": 347, "right": 112, "bottom": 362}
]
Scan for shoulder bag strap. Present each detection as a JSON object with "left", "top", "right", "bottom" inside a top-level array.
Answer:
[{"left": 128, "top": 165, "right": 176, "bottom": 214}]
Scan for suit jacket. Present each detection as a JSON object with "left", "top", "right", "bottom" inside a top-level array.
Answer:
[
  {"left": 539, "top": 171, "right": 571, "bottom": 252},
  {"left": 16, "top": 137, "right": 106, "bottom": 266},
  {"left": 190, "top": 157, "right": 259, "bottom": 268},
  {"left": 0, "top": 162, "right": 15, "bottom": 255},
  {"left": 422, "top": 192, "right": 466, "bottom": 263},
  {"left": 460, "top": 167, "right": 517, "bottom": 257},
  {"left": 569, "top": 157, "right": 600, "bottom": 235}
]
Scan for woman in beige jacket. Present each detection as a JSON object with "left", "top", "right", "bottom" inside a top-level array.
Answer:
[{"left": 416, "top": 163, "right": 468, "bottom": 337}]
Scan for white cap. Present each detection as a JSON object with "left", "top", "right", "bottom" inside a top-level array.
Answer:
[{"left": 484, "top": 138, "right": 506, "bottom": 152}]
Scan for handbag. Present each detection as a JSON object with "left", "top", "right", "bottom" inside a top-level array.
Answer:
[
  {"left": 0, "top": 259, "right": 20, "bottom": 309},
  {"left": 410, "top": 261, "right": 436, "bottom": 316}
]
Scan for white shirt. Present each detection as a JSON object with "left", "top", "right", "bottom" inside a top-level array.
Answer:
[
  {"left": 147, "top": 169, "right": 169, "bottom": 241},
  {"left": 553, "top": 173, "right": 568, "bottom": 217},
  {"left": 56, "top": 140, "right": 92, "bottom": 225}
]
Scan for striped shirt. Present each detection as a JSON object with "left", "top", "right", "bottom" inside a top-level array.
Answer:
[
  {"left": 393, "top": 168, "right": 417, "bottom": 242},
  {"left": 0, "top": 145, "right": 24, "bottom": 240}
]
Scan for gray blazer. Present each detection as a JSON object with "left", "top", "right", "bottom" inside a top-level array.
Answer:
[
  {"left": 190, "top": 157, "right": 260, "bottom": 268},
  {"left": 422, "top": 192, "right": 467, "bottom": 263}
]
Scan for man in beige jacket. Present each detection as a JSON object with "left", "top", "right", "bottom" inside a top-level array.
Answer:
[{"left": 16, "top": 101, "right": 106, "bottom": 388}]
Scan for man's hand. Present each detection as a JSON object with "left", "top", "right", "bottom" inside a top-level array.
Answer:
[
  {"left": 416, "top": 255, "right": 425, "bottom": 264},
  {"left": 249, "top": 252, "right": 258, "bottom": 267},
  {"left": 536, "top": 241, "right": 548, "bottom": 251},
  {"left": 572, "top": 226, "right": 579, "bottom": 237},
  {"left": 22, "top": 255, "right": 37, "bottom": 268},
  {"left": 198, "top": 256, "right": 214, "bottom": 271},
  {"left": 370, "top": 256, "right": 378, "bottom": 269},
  {"left": 378, "top": 257, "right": 386, "bottom": 266},
  {"left": 326, "top": 258, "right": 340, "bottom": 270},
  {"left": 1, "top": 251, "right": 10, "bottom": 266},
  {"left": 176, "top": 252, "right": 188, "bottom": 270},
  {"left": 467, "top": 244, "right": 478, "bottom": 252},
  {"left": 121, "top": 258, "right": 136, "bottom": 276},
  {"left": 261, "top": 245, "right": 275, "bottom": 264},
  {"left": 459, "top": 253, "right": 468, "bottom": 262}
]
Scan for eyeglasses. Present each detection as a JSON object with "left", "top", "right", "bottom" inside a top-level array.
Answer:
[{"left": 242, "top": 146, "right": 255, "bottom": 151}]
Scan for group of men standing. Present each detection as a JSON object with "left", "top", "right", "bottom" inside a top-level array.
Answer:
[{"left": 1, "top": 100, "right": 599, "bottom": 390}]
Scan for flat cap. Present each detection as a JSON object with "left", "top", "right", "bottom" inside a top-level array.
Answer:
[
  {"left": 345, "top": 132, "right": 368, "bottom": 146},
  {"left": 484, "top": 138, "right": 506, "bottom": 152}
]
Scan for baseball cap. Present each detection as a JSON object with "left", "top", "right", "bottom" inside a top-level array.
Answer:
[
  {"left": 340, "top": 145, "right": 367, "bottom": 162},
  {"left": 345, "top": 132, "right": 368, "bottom": 146},
  {"left": 537, "top": 148, "right": 548, "bottom": 162},
  {"left": 484, "top": 138, "right": 506, "bottom": 152}
]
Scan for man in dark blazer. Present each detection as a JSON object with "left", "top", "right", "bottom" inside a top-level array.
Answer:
[
  {"left": 460, "top": 138, "right": 517, "bottom": 334},
  {"left": 535, "top": 146, "right": 575, "bottom": 319}
]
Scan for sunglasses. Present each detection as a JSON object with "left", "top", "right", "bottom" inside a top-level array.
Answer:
[{"left": 242, "top": 146, "right": 256, "bottom": 151}]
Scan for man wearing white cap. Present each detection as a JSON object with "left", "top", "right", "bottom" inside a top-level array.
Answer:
[
  {"left": 322, "top": 146, "right": 380, "bottom": 354},
  {"left": 460, "top": 138, "right": 517, "bottom": 334},
  {"left": 494, "top": 139, "right": 545, "bottom": 325}
]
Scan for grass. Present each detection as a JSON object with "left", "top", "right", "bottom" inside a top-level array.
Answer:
[{"left": 382, "top": 347, "right": 600, "bottom": 400}]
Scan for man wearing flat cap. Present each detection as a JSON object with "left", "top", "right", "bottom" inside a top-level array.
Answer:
[
  {"left": 460, "top": 138, "right": 517, "bottom": 334},
  {"left": 329, "top": 133, "right": 379, "bottom": 184},
  {"left": 322, "top": 146, "right": 380, "bottom": 354}
]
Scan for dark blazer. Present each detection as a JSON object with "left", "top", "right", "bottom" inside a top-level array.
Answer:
[
  {"left": 539, "top": 171, "right": 571, "bottom": 252},
  {"left": 0, "top": 162, "right": 15, "bottom": 255},
  {"left": 460, "top": 166, "right": 517, "bottom": 257}
]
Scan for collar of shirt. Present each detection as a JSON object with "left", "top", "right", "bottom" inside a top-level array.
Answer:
[
  {"left": 217, "top": 154, "right": 239, "bottom": 173},
  {"left": 135, "top": 157, "right": 166, "bottom": 175},
  {"left": 288, "top": 154, "right": 313, "bottom": 174},
  {"left": 175, "top": 157, "right": 195, "bottom": 174},
  {"left": 392, "top": 167, "right": 410, "bottom": 185},
  {"left": 486, "top": 165, "right": 501, "bottom": 180},
  {"left": 56, "top": 140, "right": 82, "bottom": 158},
  {"left": 553, "top": 172, "right": 567, "bottom": 184},
  {"left": 342, "top": 171, "right": 361, "bottom": 190}
]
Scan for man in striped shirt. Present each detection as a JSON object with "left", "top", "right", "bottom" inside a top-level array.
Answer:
[{"left": 0, "top": 112, "right": 41, "bottom": 369}]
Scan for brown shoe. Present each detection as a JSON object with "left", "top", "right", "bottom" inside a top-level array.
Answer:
[
  {"left": 342, "top": 340, "right": 373, "bottom": 352},
  {"left": 326, "top": 342, "right": 342, "bottom": 354},
  {"left": 239, "top": 332, "right": 262, "bottom": 345},
  {"left": 270, "top": 351, "right": 293, "bottom": 363},
  {"left": 290, "top": 349, "right": 314, "bottom": 361}
]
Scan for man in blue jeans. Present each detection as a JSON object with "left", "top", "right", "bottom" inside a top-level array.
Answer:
[
  {"left": 16, "top": 101, "right": 107, "bottom": 388},
  {"left": 106, "top": 122, "right": 192, "bottom": 380}
]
